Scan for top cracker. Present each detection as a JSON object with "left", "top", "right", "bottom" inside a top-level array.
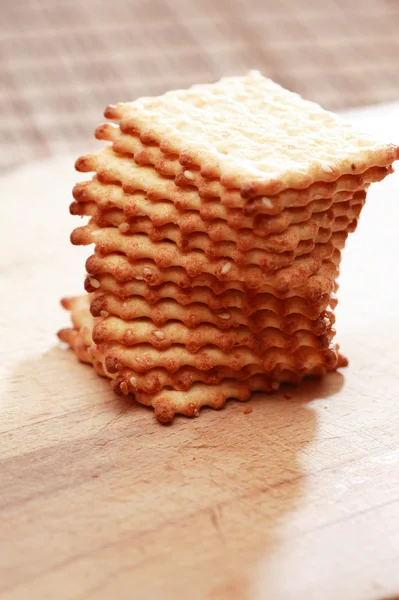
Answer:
[{"left": 105, "top": 71, "right": 399, "bottom": 198}]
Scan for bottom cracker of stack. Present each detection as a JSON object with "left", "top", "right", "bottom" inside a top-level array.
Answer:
[{"left": 58, "top": 289, "right": 345, "bottom": 422}]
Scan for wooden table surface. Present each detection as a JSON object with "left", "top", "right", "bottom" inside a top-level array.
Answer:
[{"left": 1, "top": 104, "right": 399, "bottom": 600}]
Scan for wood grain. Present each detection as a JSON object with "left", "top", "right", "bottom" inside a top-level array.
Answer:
[{"left": 1, "top": 105, "right": 399, "bottom": 600}]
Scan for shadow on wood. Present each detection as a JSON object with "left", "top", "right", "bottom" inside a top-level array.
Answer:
[{"left": 1, "top": 346, "right": 344, "bottom": 599}]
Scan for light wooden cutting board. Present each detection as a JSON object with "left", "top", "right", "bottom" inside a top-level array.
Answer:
[{"left": 1, "top": 104, "right": 399, "bottom": 600}]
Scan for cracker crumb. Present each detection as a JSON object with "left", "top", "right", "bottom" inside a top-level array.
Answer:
[{"left": 244, "top": 407, "right": 253, "bottom": 415}]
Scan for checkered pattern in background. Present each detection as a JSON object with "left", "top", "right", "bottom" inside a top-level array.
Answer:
[{"left": 1, "top": 0, "right": 398, "bottom": 170}]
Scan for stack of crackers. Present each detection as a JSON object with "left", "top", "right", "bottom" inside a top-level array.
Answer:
[{"left": 59, "top": 72, "right": 398, "bottom": 422}]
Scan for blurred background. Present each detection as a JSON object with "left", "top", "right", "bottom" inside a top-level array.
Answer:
[{"left": 1, "top": 0, "right": 398, "bottom": 171}]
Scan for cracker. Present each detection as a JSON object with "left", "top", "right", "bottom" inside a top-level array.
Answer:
[
  {"left": 90, "top": 292, "right": 336, "bottom": 335},
  {"left": 76, "top": 144, "right": 385, "bottom": 211},
  {"left": 84, "top": 276, "right": 332, "bottom": 318},
  {"left": 112, "top": 362, "right": 330, "bottom": 395},
  {"left": 94, "top": 317, "right": 255, "bottom": 352},
  {"left": 76, "top": 148, "right": 202, "bottom": 210},
  {"left": 76, "top": 226, "right": 336, "bottom": 289},
  {"left": 72, "top": 182, "right": 207, "bottom": 230},
  {"left": 71, "top": 200, "right": 335, "bottom": 251},
  {"left": 60, "top": 294, "right": 93, "bottom": 333},
  {"left": 86, "top": 252, "right": 340, "bottom": 300},
  {"left": 91, "top": 291, "right": 254, "bottom": 329},
  {"left": 72, "top": 221, "right": 329, "bottom": 270},
  {"left": 73, "top": 177, "right": 364, "bottom": 237},
  {"left": 136, "top": 369, "right": 355, "bottom": 420},
  {"left": 86, "top": 252, "right": 193, "bottom": 288},
  {"left": 93, "top": 315, "right": 334, "bottom": 353},
  {"left": 72, "top": 191, "right": 362, "bottom": 256},
  {"left": 132, "top": 353, "right": 353, "bottom": 421},
  {"left": 99, "top": 72, "right": 398, "bottom": 198},
  {"left": 97, "top": 122, "right": 390, "bottom": 208},
  {"left": 103, "top": 339, "right": 339, "bottom": 375},
  {"left": 70, "top": 201, "right": 125, "bottom": 229},
  {"left": 58, "top": 325, "right": 92, "bottom": 365},
  {"left": 76, "top": 206, "right": 355, "bottom": 253},
  {"left": 58, "top": 296, "right": 104, "bottom": 375},
  {"left": 136, "top": 376, "right": 273, "bottom": 422}
]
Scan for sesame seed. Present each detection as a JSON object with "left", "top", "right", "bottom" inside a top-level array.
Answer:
[
  {"left": 219, "top": 313, "right": 231, "bottom": 320},
  {"left": 135, "top": 276, "right": 144, "bottom": 281},
  {"left": 221, "top": 262, "right": 232, "bottom": 275},
  {"left": 89, "top": 277, "right": 100, "bottom": 289},
  {"left": 143, "top": 268, "right": 152, "bottom": 276},
  {"left": 262, "top": 197, "right": 273, "bottom": 209},
  {"left": 184, "top": 170, "right": 194, "bottom": 180},
  {"left": 129, "top": 377, "right": 137, "bottom": 388},
  {"left": 100, "top": 310, "right": 109, "bottom": 318},
  {"left": 153, "top": 330, "right": 166, "bottom": 340}
]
